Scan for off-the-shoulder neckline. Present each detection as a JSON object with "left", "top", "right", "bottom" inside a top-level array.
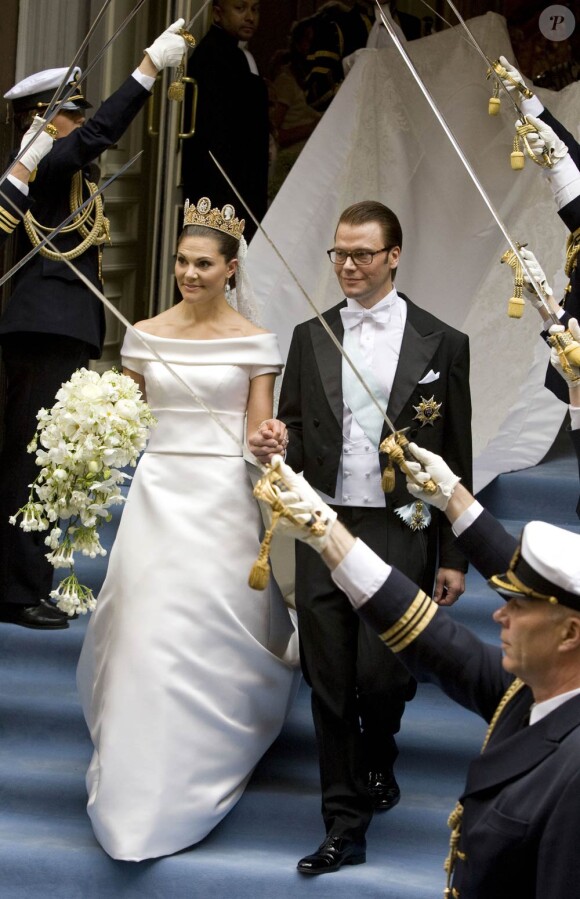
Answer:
[{"left": 130, "top": 329, "right": 273, "bottom": 343}]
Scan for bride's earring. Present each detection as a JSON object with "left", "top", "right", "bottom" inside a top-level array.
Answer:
[{"left": 225, "top": 279, "right": 232, "bottom": 300}]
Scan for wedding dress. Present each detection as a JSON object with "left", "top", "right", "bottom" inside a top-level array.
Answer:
[{"left": 77, "top": 329, "right": 299, "bottom": 861}]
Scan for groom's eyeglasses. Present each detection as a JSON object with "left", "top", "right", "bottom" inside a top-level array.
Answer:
[{"left": 327, "top": 247, "right": 392, "bottom": 266}]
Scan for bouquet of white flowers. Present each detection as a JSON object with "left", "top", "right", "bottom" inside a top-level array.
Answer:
[{"left": 10, "top": 368, "right": 156, "bottom": 616}]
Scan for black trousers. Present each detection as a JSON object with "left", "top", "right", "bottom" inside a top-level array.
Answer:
[
  {"left": 295, "top": 505, "right": 433, "bottom": 841},
  {"left": 0, "top": 334, "right": 91, "bottom": 606}
]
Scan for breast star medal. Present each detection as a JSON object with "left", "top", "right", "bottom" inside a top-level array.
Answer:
[{"left": 413, "top": 395, "right": 442, "bottom": 426}]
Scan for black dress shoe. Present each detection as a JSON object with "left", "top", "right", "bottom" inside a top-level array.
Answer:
[
  {"left": 368, "top": 771, "right": 401, "bottom": 811},
  {"left": 297, "top": 835, "right": 366, "bottom": 875},
  {"left": 0, "top": 598, "right": 70, "bottom": 630}
]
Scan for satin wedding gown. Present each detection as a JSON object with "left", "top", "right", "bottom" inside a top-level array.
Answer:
[{"left": 77, "top": 329, "right": 300, "bottom": 861}]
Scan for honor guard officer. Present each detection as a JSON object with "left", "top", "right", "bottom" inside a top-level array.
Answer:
[{"left": 0, "top": 20, "right": 189, "bottom": 629}]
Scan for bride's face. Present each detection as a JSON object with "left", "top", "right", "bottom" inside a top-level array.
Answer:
[{"left": 175, "top": 234, "right": 237, "bottom": 306}]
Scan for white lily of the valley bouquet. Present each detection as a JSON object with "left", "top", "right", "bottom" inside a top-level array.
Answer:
[{"left": 10, "top": 368, "right": 156, "bottom": 616}]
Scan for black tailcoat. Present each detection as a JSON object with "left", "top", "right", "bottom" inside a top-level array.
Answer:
[
  {"left": 278, "top": 293, "right": 472, "bottom": 838},
  {"left": 281, "top": 294, "right": 472, "bottom": 573}
]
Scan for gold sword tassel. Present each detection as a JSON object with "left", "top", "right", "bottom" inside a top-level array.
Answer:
[
  {"left": 167, "top": 28, "right": 196, "bottom": 102},
  {"left": 250, "top": 468, "right": 329, "bottom": 590}
]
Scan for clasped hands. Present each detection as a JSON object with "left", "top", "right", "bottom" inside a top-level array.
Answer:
[{"left": 248, "top": 418, "right": 288, "bottom": 460}]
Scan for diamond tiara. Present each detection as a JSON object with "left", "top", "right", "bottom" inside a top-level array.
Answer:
[{"left": 183, "top": 197, "right": 245, "bottom": 240}]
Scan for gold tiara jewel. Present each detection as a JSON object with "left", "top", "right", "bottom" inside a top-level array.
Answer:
[{"left": 183, "top": 197, "right": 245, "bottom": 240}]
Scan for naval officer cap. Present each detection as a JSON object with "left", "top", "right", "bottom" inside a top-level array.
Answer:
[
  {"left": 4, "top": 66, "right": 92, "bottom": 114},
  {"left": 489, "top": 520, "right": 580, "bottom": 611}
]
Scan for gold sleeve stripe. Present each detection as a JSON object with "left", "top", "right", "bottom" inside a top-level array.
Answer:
[
  {"left": 378, "top": 590, "right": 438, "bottom": 652},
  {"left": 0, "top": 207, "right": 20, "bottom": 233}
]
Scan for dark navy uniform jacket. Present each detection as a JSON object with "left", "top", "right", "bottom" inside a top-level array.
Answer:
[
  {"left": 0, "top": 179, "right": 31, "bottom": 244},
  {"left": 539, "top": 107, "right": 580, "bottom": 403},
  {"left": 0, "top": 74, "right": 151, "bottom": 358},
  {"left": 355, "top": 498, "right": 580, "bottom": 898}
]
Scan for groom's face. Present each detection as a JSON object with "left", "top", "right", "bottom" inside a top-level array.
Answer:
[{"left": 333, "top": 220, "right": 400, "bottom": 309}]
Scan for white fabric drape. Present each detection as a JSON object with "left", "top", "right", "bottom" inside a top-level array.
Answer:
[{"left": 247, "top": 12, "right": 580, "bottom": 492}]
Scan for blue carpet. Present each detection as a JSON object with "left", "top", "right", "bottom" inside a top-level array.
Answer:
[{"left": 1, "top": 430, "right": 578, "bottom": 898}]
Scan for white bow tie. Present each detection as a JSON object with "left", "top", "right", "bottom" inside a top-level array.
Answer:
[{"left": 340, "top": 305, "right": 392, "bottom": 329}]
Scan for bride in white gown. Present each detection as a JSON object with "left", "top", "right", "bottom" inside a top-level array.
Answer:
[{"left": 77, "top": 198, "right": 300, "bottom": 861}]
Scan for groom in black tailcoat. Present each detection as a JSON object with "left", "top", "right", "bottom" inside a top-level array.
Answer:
[{"left": 249, "top": 200, "right": 472, "bottom": 873}]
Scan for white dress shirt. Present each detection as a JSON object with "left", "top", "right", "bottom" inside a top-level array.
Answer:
[{"left": 319, "top": 288, "right": 407, "bottom": 507}]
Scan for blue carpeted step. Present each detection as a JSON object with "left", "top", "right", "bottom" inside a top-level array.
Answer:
[{"left": 477, "top": 437, "right": 579, "bottom": 522}]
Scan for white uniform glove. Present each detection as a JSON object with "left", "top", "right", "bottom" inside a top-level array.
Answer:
[
  {"left": 498, "top": 55, "right": 530, "bottom": 95},
  {"left": 18, "top": 116, "right": 55, "bottom": 173},
  {"left": 404, "top": 443, "right": 460, "bottom": 512},
  {"left": 549, "top": 318, "right": 580, "bottom": 384},
  {"left": 267, "top": 455, "right": 337, "bottom": 552},
  {"left": 145, "top": 18, "right": 187, "bottom": 71},
  {"left": 519, "top": 246, "right": 553, "bottom": 308},
  {"left": 516, "top": 115, "right": 580, "bottom": 210},
  {"left": 518, "top": 115, "right": 568, "bottom": 166}
]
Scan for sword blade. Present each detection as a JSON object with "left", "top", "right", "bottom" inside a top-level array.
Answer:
[
  {"left": 441, "top": 0, "right": 524, "bottom": 119},
  {"left": 185, "top": 0, "right": 212, "bottom": 33},
  {"left": 75, "top": 0, "right": 148, "bottom": 95},
  {"left": 208, "top": 150, "right": 401, "bottom": 438},
  {"left": 44, "top": 0, "right": 116, "bottom": 119},
  {"left": 0, "top": 151, "right": 143, "bottom": 288},
  {"left": 375, "top": 1, "right": 557, "bottom": 323}
]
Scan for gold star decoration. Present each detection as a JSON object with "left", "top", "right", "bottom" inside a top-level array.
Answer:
[{"left": 413, "top": 395, "right": 442, "bottom": 426}]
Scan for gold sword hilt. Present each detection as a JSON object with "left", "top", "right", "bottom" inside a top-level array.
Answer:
[
  {"left": 379, "top": 430, "right": 438, "bottom": 495},
  {"left": 514, "top": 116, "right": 553, "bottom": 170},
  {"left": 547, "top": 327, "right": 580, "bottom": 378},
  {"left": 249, "top": 465, "right": 328, "bottom": 589}
]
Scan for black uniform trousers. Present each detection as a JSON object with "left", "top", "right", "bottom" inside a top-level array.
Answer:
[
  {"left": 0, "top": 333, "right": 91, "bottom": 607},
  {"left": 295, "top": 504, "right": 425, "bottom": 841}
]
